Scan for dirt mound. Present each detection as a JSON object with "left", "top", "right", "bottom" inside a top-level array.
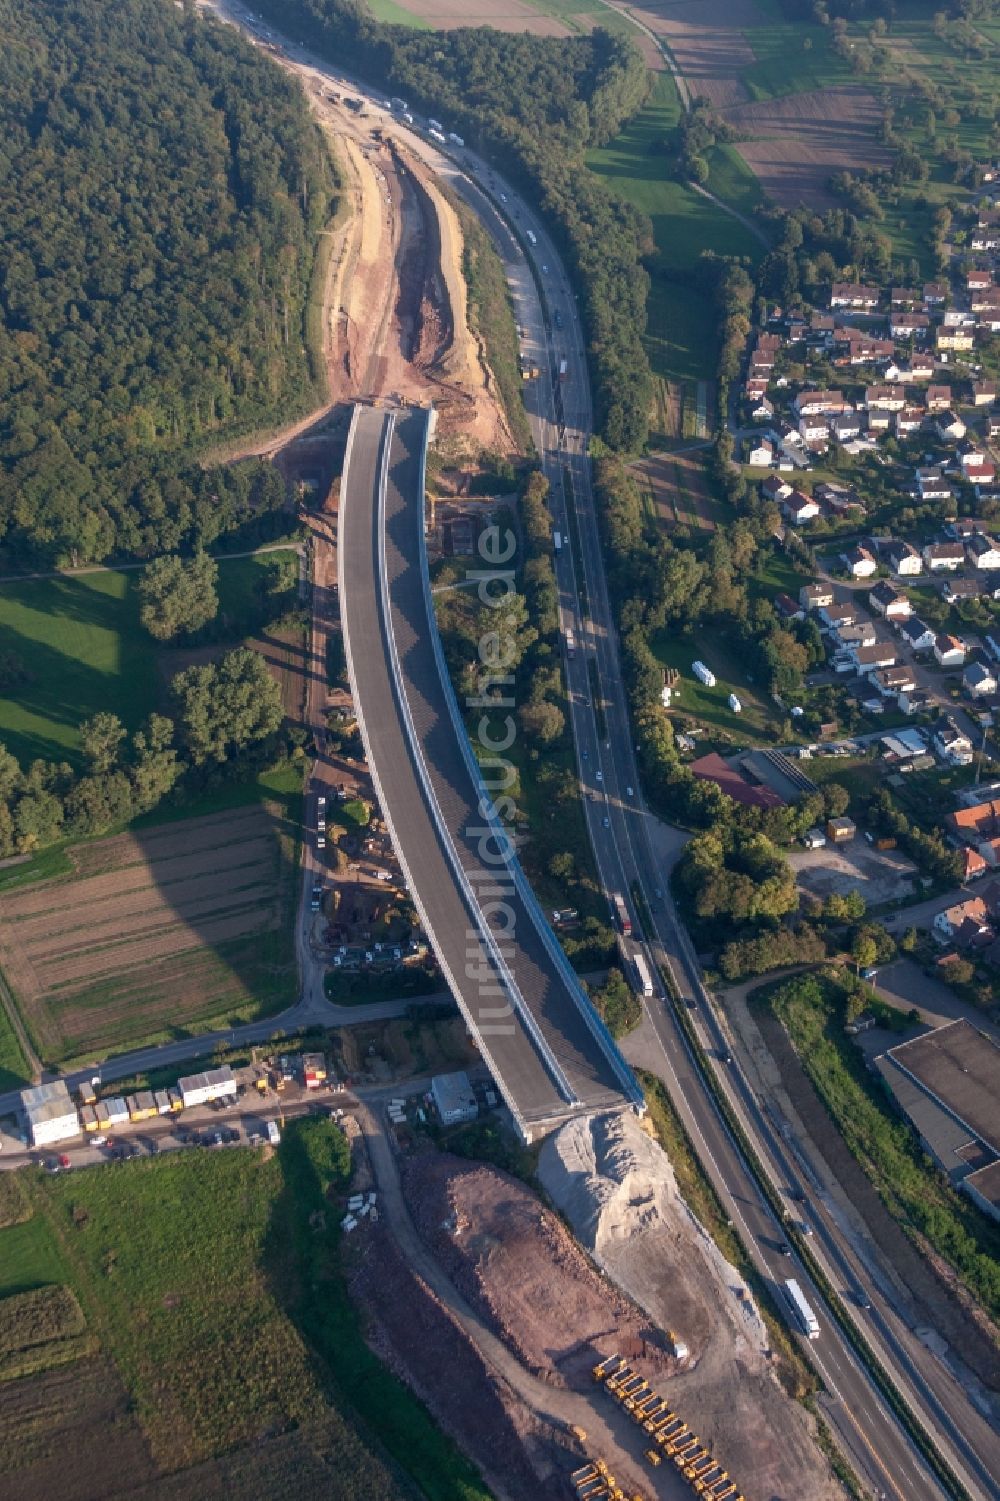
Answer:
[
  {"left": 540, "top": 1113, "right": 844, "bottom": 1501},
  {"left": 403, "top": 1151, "right": 669, "bottom": 1388}
]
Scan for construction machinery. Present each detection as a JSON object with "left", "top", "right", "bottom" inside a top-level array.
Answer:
[{"left": 644, "top": 1450, "right": 661, "bottom": 1468}]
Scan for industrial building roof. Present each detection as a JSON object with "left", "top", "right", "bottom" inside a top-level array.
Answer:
[
  {"left": 886, "top": 1019, "right": 1000, "bottom": 1157},
  {"left": 874, "top": 1054, "right": 990, "bottom": 1180},
  {"left": 431, "top": 1070, "right": 477, "bottom": 1115},
  {"left": 21, "top": 1080, "right": 76, "bottom": 1127},
  {"left": 689, "top": 753, "right": 784, "bottom": 809},
  {"left": 176, "top": 1065, "right": 235, "bottom": 1096}
]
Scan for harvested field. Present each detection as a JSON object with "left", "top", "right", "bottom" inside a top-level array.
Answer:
[
  {"left": 632, "top": 0, "right": 762, "bottom": 110},
  {"left": 0, "top": 807, "right": 298, "bottom": 1065},
  {"left": 726, "top": 86, "right": 893, "bottom": 209},
  {"left": 636, "top": 450, "right": 716, "bottom": 531},
  {"left": 379, "top": 0, "right": 572, "bottom": 31},
  {"left": 404, "top": 1152, "right": 673, "bottom": 1388},
  {"left": 540, "top": 1113, "right": 843, "bottom": 1501}
]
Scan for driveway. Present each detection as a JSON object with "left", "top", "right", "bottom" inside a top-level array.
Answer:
[{"left": 873, "top": 957, "right": 1000, "bottom": 1042}]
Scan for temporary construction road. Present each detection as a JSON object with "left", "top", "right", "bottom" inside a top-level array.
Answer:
[{"left": 338, "top": 400, "right": 641, "bottom": 1141}]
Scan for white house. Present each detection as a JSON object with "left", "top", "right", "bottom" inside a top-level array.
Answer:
[
  {"left": 933, "top": 633, "right": 967, "bottom": 667},
  {"left": 899, "top": 617, "right": 935, "bottom": 653},
  {"left": 22, "top": 1081, "right": 79, "bottom": 1149},
  {"left": 933, "top": 718, "right": 974, "bottom": 764},
  {"left": 852, "top": 641, "right": 898, "bottom": 673},
  {"left": 884, "top": 540, "right": 922, "bottom": 577},
  {"left": 798, "top": 415, "right": 829, "bottom": 445},
  {"left": 431, "top": 1070, "right": 479, "bottom": 1126},
  {"left": 916, "top": 469, "right": 953, "bottom": 501},
  {"left": 794, "top": 389, "right": 846, "bottom": 417},
  {"left": 869, "top": 581, "right": 911, "bottom": 620},
  {"left": 965, "top": 661, "right": 998, "bottom": 697},
  {"left": 936, "top": 410, "right": 968, "bottom": 442},
  {"left": 968, "top": 535, "right": 1000, "bottom": 570},
  {"left": 932, "top": 897, "right": 991, "bottom": 943},
  {"left": 923, "top": 542, "right": 965, "bottom": 571},
  {"left": 746, "top": 436, "right": 775, "bottom": 467},
  {"left": 783, "top": 491, "right": 820, "bottom": 525},
  {"left": 843, "top": 545, "right": 877, "bottom": 578}
]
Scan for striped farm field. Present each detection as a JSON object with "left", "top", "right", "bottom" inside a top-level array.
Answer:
[{"left": 0, "top": 806, "right": 299, "bottom": 1067}]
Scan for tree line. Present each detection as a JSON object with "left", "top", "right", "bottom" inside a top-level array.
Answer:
[
  {"left": 251, "top": 0, "right": 654, "bottom": 452},
  {"left": 0, "top": 0, "right": 336, "bottom": 566},
  {"left": 0, "top": 648, "right": 291, "bottom": 857}
]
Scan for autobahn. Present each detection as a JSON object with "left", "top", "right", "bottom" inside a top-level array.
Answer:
[
  {"left": 197, "top": 9, "right": 999, "bottom": 1497},
  {"left": 337, "top": 401, "right": 641, "bottom": 1142}
]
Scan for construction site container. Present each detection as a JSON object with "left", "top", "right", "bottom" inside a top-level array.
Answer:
[
  {"left": 80, "top": 1105, "right": 97, "bottom": 1132},
  {"left": 266, "top": 1120, "right": 281, "bottom": 1146},
  {"left": 77, "top": 1082, "right": 97, "bottom": 1106},
  {"left": 340, "top": 1215, "right": 357, "bottom": 1232},
  {"left": 168, "top": 1089, "right": 183, "bottom": 1111},
  {"left": 105, "top": 1098, "right": 129, "bottom": 1126},
  {"left": 644, "top": 1450, "right": 661, "bottom": 1467},
  {"left": 692, "top": 659, "right": 716, "bottom": 687},
  {"left": 154, "top": 1090, "right": 172, "bottom": 1115}
]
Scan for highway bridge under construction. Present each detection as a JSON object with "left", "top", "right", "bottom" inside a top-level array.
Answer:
[{"left": 338, "top": 402, "right": 641, "bottom": 1141}]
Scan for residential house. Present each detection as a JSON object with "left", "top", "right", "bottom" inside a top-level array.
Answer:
[
  {"left": 866, "top": 408, "right": 892, "bottom": 434},
  {"left": 800, "top": 582, "right": 834, "bottom": 611},
  {"left": 935, "top": 410, "right": 967, "bottom": 442},
  {"left": 926, "top": 385, "right": 953, "bottom": 411},
  {"left": 970, "top": 287, "right": 1000, "bottom": 314},
  {"left": 750, "top": 394, "right": 774, "bottom": 422},
  {"left": 798, "top": 415, "right": 830, "bottom": 445},
  {"left": 944, "top": 306, "right": 978, "bottom": 328},
  {"left": 746, "top": 436, "right": 775, "bottom": 467},
  {"left": 815, "top": 481, "right": 864, "bottom": 514},
  {"left": 830, "top": 282, "right": 879, "bottom": 309},
  {"left": 916, "top": 469, "right": 953, "bottom": 502},
  {"left": 884, "top": 539, "right": 923, "bottom": 576},
  {"left": 937, "top": 328, "right": 975, "bottom": 353},
  {"left": 968, "top": 534, "right": 1000, "bottom": 570},
  {"left": 845, "top": 335, "right": 895, "bottom": 364},
  {"left": 899, "top": 616, "right": 936, "bottom": 653},
  {"left": 899, "top": 687, "right": 934, "bottom": 715},
  {"left": 947, "top": 518, "right": 985, "bottom": 542},
  {"left": 793, "top": 390, "right": 847, "bottom": 417},
  {"left": 836, "top": 620, "right": 878, "bottom": 650},
  {"left": 923, "top": 541, "right": 965, "bottom": 570},
  {"left": 941, "top": 576, "right": 982, "bottom": 604},
  {"left": 971, "top": 463, "right": 998, "bottom": 490},
  {"left": 874, "top": 665, "right": 916, "bottom": 696},
  {"left": 932, "top": 896, "right": 992, "bottom": 946},
  {"left": 924, "top": 282, "right": 948, "bottom": 304},
  {"left": 842, "top": 544, "right": 878, "bottom": 578},
  {"left": 977, "top": 835, "right": 1000, "bottom": 867},
  {"left": 865, "top": 384, "right": 906, "bottom": 411},
  {"left": 961, "top": 847, "right": 989, "bottom": 881},
  {"left": 820, "top": 600, "right": 861, "bottom": 630},
  {"left": 783, "top": 490, "right": 820, "bottom": 525},
  {"left": 965, "top": 661, "right": 999, "bottom": 697},
  {"left": 967, "top": 269, "right": 994, "bottom": 291},
  {"left": 947, "top": 798, "right": 1000, "bottom": 840},
  {"left": 761, "top": 474, "right": 793, "bottom": 504},
  {"left": 934, "top": 717, "right": 974, "bottom": 764},
  {"left": 971, "top": 223, "right": 1000, "bottom": 250},
  {"left": 775, "top": 592, "right": 805, "bottom": 622},
  {"left": 745, "top": 379, "right": 769, "bottom": 401},
  {"left": 972, "top": 381, "right": 998, "bottom": 406},
  {"left": 933, "top": 633, "right": 967, "bottom": 666},
  {"left": 894, "top": 406, "right": 924, "bottom": 435},
  {"left": 852, "top": 640, "right": 898, "bottom": 673},
  {"left": 869, "top": 580, "right": 912, "bottom": 620},
  {"left": 830, "top": 412, "right": 862, "bottom": 443},
  {"left": 890, "top": 312, "right": 930, "bottom": 339}
]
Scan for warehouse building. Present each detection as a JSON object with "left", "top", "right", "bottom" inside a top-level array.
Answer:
[
  {"left": 22, "top": 1081, "right": 80, "bottom": 1148},
  {"left": 431, "top": 1070, "right": 479, "bottom": 1126},
  {"left": 877, "top": 1019, "right": 1000, "bottom": 1218},
  {"left": 177, "top": 1065, "right": 237, "bottom": 1109}
]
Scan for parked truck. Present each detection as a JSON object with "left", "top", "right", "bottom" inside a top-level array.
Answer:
[{"left": 267, "top": 1119, "right": 281, "bottom": 1146}]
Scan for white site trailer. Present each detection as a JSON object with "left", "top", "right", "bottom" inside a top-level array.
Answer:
[
  {"left": 692, "top": 660, "right": 716, "bottom": 688},
  {"left": 177, "top": 1065, "right": 237, "bottom": 1110}
]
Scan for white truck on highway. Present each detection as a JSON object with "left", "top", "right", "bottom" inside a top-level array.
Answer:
[
  {"left": 553, "top": 531, "right": 562, "bottom": 552},
  {"left": 632, "top": 951, "right": 654, "bottom": 998},
  {"left": 428, "top": 128, "right": 446, "bottom": 144},
  {"left": 783, "top": 1278, "right": 820, "bottom": 1339},
  {"left": 447, "top": 131, "right": 464, "bottom": 147},
  {"left": 526, "top": 228, "right": 537, "bottom": 246}
]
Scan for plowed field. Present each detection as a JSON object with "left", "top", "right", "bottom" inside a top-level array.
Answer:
[{"left": 0, "top": 807, "right": 298, "bottom": 1066}]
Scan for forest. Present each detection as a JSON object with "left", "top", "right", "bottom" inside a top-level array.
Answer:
[
  {"left": 251, "top": 0, "right": 654, "bottom": 453},
  {"left": 0, "top": 0, "right": 335, "bottom": 566}
]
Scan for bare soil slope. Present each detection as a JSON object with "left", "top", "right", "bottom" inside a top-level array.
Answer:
[{"left": 539, "top": 1112, "right": 844, "bottom": 1501}]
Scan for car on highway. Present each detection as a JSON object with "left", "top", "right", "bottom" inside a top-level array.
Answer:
[
  {"left": 778, "top": 1241, "right": 792, "bottom": 1257},
  {"left": 626, "top": 785, "right": 634, "bottom": 797},
  {"left": 596, "top": 769, "right": 603, "bottom": 782},
  {"left": 721, "top": 1050, "right": 734, "bottom": 1065},
  {"left": 602, "top": 817, "right": 610, "bottom": 828},
  {"left": 316, "top": 832, "right": 326, "bottom": 849},
  {"left": 800, "top": 1220, "right": 814, "bottom": 1237},
  {"left": 310, "top": 883, "right": 323, "bottom": 911}
]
